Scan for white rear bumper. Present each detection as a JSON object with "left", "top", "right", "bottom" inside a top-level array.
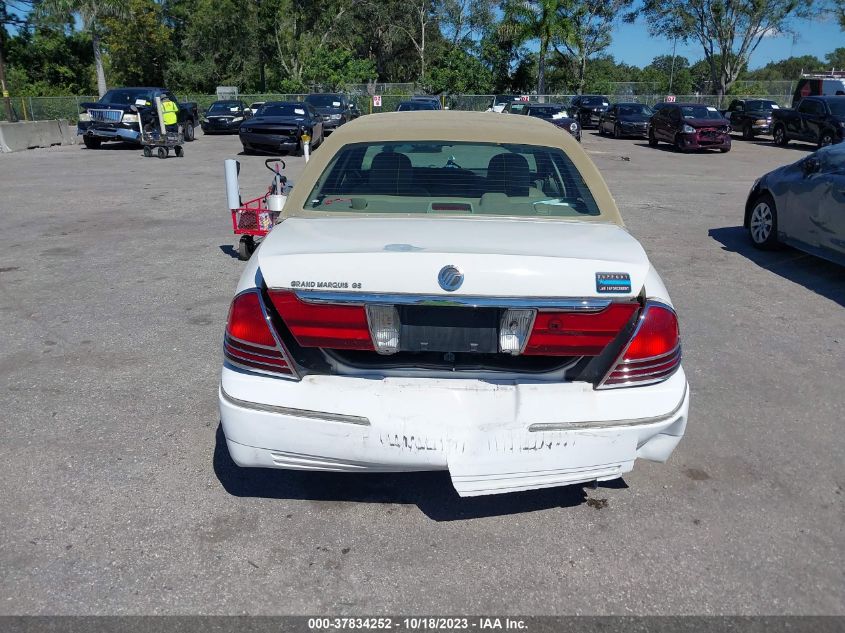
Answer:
[{"left": 219, "top": 367, "right": 689, "bottom": 497}]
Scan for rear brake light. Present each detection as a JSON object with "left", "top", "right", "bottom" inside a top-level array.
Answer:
[
  {"left": 523, "top": 303, "right": 639, "bottom": 356},
  {"left": 224, "top": 290, "right": 296, "bottom": 377},
  {"left": 267, "top": 290, "right": 374, "bottom": 350},
  {"left": 599, "top": 301, "right": 681, "bottom": 388}
]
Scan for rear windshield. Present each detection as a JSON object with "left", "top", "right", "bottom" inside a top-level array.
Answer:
[
  {"left": 101, "top": 89, "right": 153, "bottom": 105},
  {"left": 745, "top": 100, "right": 779, "bottom": 110},
  {"left": 396, "top": 102, "right": 437, "bottom": 111},
  {"left": 306, "top": 94, "right": 342, "bottom": 107},
  {"left": 528, "top": 106, "right": 568, "bottom": 118},
  {"left": 306, "top": 141, "right": 603, "bottom": 218},
  {"left": 679, "top": 105, "right": 723, "bottom": 120},
  {"left": 258, "top": 103, "right": 307, "bottom": 117},
  {"left": 618, "top": 104, "right": 653, "bottom": 116},
  {"left": 208, "top": 102, "right": 242, "bottom": 113}
]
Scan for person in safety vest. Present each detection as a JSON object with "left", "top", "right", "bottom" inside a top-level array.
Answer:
[{"left": 160, "top": 95, "right": 179, "bottom": 135}]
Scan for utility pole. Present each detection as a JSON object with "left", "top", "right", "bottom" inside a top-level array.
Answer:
[
  {"left": 0, "top": 42, "right": 16, "bottom": 122},
  {"left": 668, "top": 36, "right": 677, "bottom": 95}
]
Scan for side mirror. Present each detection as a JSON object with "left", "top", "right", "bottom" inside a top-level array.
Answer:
[{"left": 802, "top": 157, "right": 820, "bottom": 176}]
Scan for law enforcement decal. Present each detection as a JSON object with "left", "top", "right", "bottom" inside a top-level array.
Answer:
[{"left": 596, "top": 272, "right": 631, "bottom": 293}]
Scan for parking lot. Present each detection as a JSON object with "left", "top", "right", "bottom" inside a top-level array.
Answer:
[{"left": 0, "top": 127, "right": 842, "bottom": 615}]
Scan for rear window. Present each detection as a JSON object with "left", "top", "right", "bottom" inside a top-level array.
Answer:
[
  {"left": 745, "top": 100, "right": 778, "bottom": 110},
  {"left": 306, "top": 141, "right": 603, "bottom": 218},
  {"left": 396, "top": 102, "right": 437, "bottom": 111},
  {"left": 618, "top": 104, "right": 653, "bottom": 116},
  {"left": 306, "top": 94, "right": 343, "bottom": 108},
  {"left": 101, "top": 89, "right": 153, "bottom": 105},
  {"left": 208, "top": 102, "right": 241, "bottom": 113}
]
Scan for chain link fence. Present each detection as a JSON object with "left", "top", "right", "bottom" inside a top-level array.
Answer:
[{"left": 1, "top": 91, "right": 794, "bottom": 123}]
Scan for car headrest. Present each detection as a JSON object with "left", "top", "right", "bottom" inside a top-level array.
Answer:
[{"left": 487, "top": 153, "right": 530, "bottom": 197}]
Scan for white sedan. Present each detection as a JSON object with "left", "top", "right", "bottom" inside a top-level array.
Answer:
[{"left": 219, "top": 112, "right": 689, "bottom": 497}]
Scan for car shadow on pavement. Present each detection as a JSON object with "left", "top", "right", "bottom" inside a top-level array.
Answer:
[
  {"left": 212, "top": 425, "right": 619, "bottom": 521},
  {"left": 709, "top": 226, "right": 845, "bottom": 306},
  {"left": 82, "top": 142, "right": 140, "bottom": 151},
  {"left": 218, "top": 245, "right": 239, "bottom": 259},
  {"left": 749, "top": 140, "right": 813, "bottom": 153}
]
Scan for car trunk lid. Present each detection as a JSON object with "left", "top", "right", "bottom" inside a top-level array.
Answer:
[{"left": 258, "top": 217, "right": 649, "bottom": 298}]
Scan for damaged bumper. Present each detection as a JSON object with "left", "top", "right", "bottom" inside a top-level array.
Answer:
[
  {"left": 219, "top": 367, "right": 689, "bottom": 497},
  {"left": 678, "top": 131, "right": 731, "bottom": 151},
  {"left": 77, "top": 121, "right": 141, "bottom": 143}
]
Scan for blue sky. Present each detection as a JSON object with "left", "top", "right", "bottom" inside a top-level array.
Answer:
[{"left": 610, "top": 17, "right": 844, "bottom": 69}]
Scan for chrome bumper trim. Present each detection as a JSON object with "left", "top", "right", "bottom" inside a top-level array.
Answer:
[
  {"left": 528, "top": 383, "right": 687, "bottom": 432},
  {"left": 220, "top": 386, "right": 371, "bottom": 426},
  {"left": 290, "top": 290, "right": 615, "bottom": 312}
]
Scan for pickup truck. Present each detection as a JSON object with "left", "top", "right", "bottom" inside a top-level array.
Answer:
[
  {"left": 721, "top": 98, "right": 781, "bottom": 139},
  {"left": 77, "top": 87, "right": 199, "bottom": 149},
  {"left": 771, "top": 96, "right": 845, "bottom": 148}
]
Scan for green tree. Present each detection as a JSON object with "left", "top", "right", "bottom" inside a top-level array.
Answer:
[
  {"left": 745, "top": 54, "right": 824, "bottom": 80},
  {"left": 826, "top": 47, "right": 845, "bottom": 68},
  {"left": 102, "top": 0, "right": 171, "bottom": 87},
  {"left": 6, "top": 16, "right": 94, "bottom": 94},
  {"left": 635, "top": 0, "right": 816, "bottom": 96},
  {"left": 303, "top": 47, "right": 377, "bottom": 90},
  {"left": 165, "top": 0, "right": 257, "bottom": 92},
  {"left": 642, "top": 54, "right": 693, "bottom": 95},
  {"left": 554, "top": 0, "right": 635, "bottom": 94},
  {"left": 40, "top": 0, "right": 130, "bottom": 97},
  {"left": 500, "top": 0, "right": 568, "bottom": 94},
  {"left": 424, "top": 46, "right": 494, "bottom": 93},
  {"left": 438, "top": 0, "right": 496, "bottom": 48}
]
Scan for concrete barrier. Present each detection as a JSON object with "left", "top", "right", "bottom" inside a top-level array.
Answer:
[{"left": 0, "top": 119, "right": 77, "bottom": 153}]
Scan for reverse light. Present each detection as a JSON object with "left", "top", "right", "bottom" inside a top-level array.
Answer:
[
  {"left": 224, "top": 290, "right": 297, "bottom": 377},
  {"left": 366, "top": 305, "right": 400, "bottom": 354},
  {"left": 499, "top": 309, "right": 535, "bottom": 354},
  {"left": 268, "top": 290, "right": 374, "bottom": 350},
  {"left": 599, "top": 301, "right": 681, "bottom": 388}
]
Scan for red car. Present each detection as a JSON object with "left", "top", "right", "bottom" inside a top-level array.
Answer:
[{"left": 648, "top": 103, "right": 731, "bottom": 153}]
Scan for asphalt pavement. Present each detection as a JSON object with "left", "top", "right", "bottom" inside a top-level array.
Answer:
[{"left": 0, "top": 125, "right": 842, "bottom": 615}]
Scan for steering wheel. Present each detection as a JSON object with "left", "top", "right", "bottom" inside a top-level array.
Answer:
[{"left": 445, "top": 155, "right": 462, "bottom": 169}]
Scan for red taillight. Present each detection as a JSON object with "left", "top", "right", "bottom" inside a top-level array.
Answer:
[
  {"left": 600, "top": 302, "right": 681, "bottom": 388},
  {"left": 224, "top": 290, "right": 296, "bottom": 377},
  {"left": 267, "top": 290, "right": 374, "bottom": 350},
  {"left": 523, "top": 303, "right": 639, "bottom": 356}
]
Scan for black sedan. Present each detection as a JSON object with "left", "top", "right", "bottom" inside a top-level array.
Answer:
[
  {"left": 521, "top": 104, "right": 582, "bottom": 142},
  {"left": 569, "top": 95, "right": 610, "bottom": 128},
  {"left": 239, "top": 102, "right": 324, "bottom": 156},
  {"left": 201, "top": 100, "right": 250, "bottom": 134},
  {"left": 304, "top": 93, "right": 355, "bottom": 134},
  {"left": 395, "top": 100, "right": 439, "bottom": 112},
  {"left": 598, "top": 103, "right": 654, "bottom": 138}
]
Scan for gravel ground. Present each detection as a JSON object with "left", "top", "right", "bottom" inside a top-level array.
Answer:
[{"left": 0, "top": 125, "right": 842, "bottom": 615}]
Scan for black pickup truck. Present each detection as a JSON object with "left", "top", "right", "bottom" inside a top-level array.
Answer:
[
  {"left": 77, "top": 87, "right": 199, "bottom": 149},
  {"left": 721, "top": 98, "right": 781, "bottom": 139},
  {"left": 771, "top": 96, "right": 845, "bottom": 148}
]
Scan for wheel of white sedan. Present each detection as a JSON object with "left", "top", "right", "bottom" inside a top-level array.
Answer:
[{"left": 748, "top": 194, "right": 779, "bottom": 249}]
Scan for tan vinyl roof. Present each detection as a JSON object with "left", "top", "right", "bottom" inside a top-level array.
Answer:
[{"left": 284, "top": 111, "right": 623, "bottom": 226}]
